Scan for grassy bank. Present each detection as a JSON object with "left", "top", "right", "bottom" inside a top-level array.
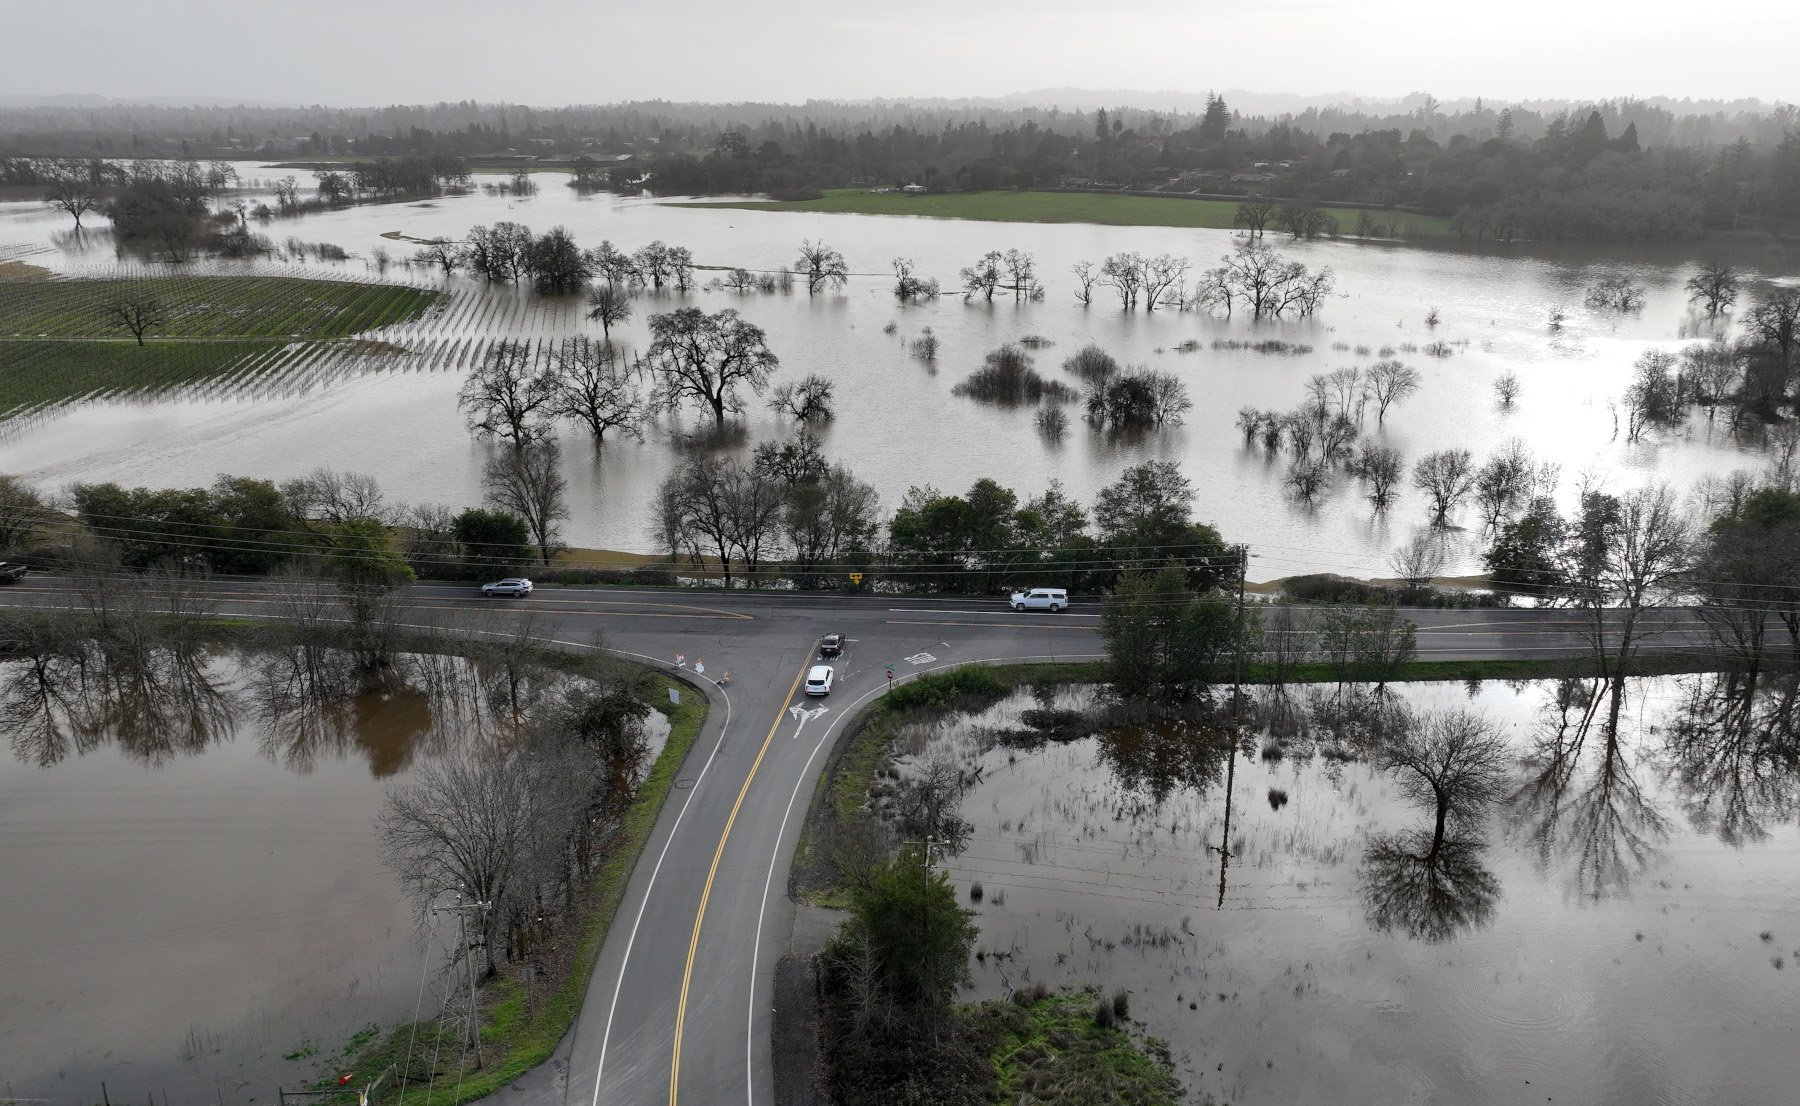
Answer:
[
  {"left": 330, "top": 670, "right": 708, "bottom": 1103},
  {"left": 978, "top": 988, "right": 1183, "bottom": 1105},
  {"left": 667, "top": 188, "right": 1451, "bottom": 237},
  {"left": 0, "top": 275, "right": 435, "bottom": 415}
]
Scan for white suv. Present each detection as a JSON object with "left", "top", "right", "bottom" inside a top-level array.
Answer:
[{"left": 1009, "top": 587, "right": 1068, "bottom": 612}]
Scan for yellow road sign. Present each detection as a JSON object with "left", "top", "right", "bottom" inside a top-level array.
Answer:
[{"left": 849, "top": 572, "right": 863, "bottom": 585}]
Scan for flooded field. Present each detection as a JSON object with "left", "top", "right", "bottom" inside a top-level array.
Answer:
[
  {"left": 3, "top": 164, "right": 1796, "bottom": 578},
  {"left": 0, "top": 644, "right": 663, "bottom": 1104},
  {"left": 900, "top": 676, "right": 1800, "bottom": 1105}
]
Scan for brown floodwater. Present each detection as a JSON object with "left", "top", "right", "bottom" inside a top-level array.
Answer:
[
  {"left": 0, "top": 646, "right": 661, "bottom": 1105},
  {"left": 905, "top": 676, "right": 1800, "bottom": 1105}
]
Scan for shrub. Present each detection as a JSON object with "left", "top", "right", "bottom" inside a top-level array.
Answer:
[
  {"left": 1062, "top": 344, "right": 1119, "bottom": 383},
  {"left": 953, "top": 344, "right": 1076, "bottom": 405},
  {"left": 884, "top": 666, "right": 1007, "bottom": 712}
]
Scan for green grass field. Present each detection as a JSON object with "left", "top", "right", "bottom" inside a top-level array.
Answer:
[
  {"left": 668, "top": 188, "right": 1451, "bottom": 238},
  {"left": 0, "top": 275, "right": 435, "bottom": 415},
  {"left": 0, "top": 275, "right": 435, "bottom": 339}
]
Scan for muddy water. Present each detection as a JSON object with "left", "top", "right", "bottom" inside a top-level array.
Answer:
[
  {"left": 2, "top": 167, "right": 1796, "bottom": 578},
  {"left": 0, "top": 647, "right": 663, "bottom": 1105},
  {"left": 905, "top": 678, "right": 1800, "bottom": 1105}
]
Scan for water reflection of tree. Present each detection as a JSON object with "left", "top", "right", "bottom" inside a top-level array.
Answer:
[
  {"left": 1096, "top": 716, "right": 1237, "bottom": 807},
  {"left": 250, "top": 647, "right": 522, "bottom": 777},
  {"left": 1512, "top": 677, "right": 1669, "bottom": 899},
  {"left": 1361, "top": 830, "right": 1500, "bottom": 942},
  {"left": 1, "top": 635, "right": 232, "bottom": 767},
  {"left": 1663, "top": 671, "right": 1800, "bottom": 845},
  {"left": 1358, "top": 708, "right": 1507, "bottom": 941}
]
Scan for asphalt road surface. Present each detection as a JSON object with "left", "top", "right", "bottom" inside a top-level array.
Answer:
[{"left": 0, "top": 580, "right": 1723, "bottom": 1105}]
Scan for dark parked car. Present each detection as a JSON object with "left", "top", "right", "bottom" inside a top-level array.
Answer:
[
  {"left": 0, "top": 562, "right": 26, "bottom": 584},
  {"left": 819, "top": 632, "right": 844, "bottom": 657}
]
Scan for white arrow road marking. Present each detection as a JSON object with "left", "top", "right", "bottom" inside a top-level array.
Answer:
[
  {"left": 787, "top": 704, "right": 829, "bottom": 738},
  {"left": 904, "top": 652, "right": 936, "bottom": 665}
]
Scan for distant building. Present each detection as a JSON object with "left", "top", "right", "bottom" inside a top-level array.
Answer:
[{"left": 901, "top": 183, "right": 926, "bottom": 194}]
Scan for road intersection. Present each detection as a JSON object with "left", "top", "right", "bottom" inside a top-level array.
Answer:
[{"left": 0, "top": 580, "right": 1722, "bottom": 1104}]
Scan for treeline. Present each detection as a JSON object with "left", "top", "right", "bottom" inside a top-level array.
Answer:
[
  {"left": 23, "top": 154, "right": 473, "bottom": 261},
  {"left": 0, "top": 468, "right": 574, "bottom": 586},
  {"left": 8, "top": 95, "right": 1800, "bottom": 240},
  {"left": 0, "top": 455, "right": 1241, "bottom": 599}
]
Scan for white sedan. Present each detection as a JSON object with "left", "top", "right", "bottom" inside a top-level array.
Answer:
[
  {"left": 481, "top": 577, "right": 534, "bottom": 597},
  {"left": 804, "top": 665, "right": 835, "bottom": 696}
]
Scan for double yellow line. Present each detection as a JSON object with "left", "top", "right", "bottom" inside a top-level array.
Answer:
[{"left": 667, "top": 659, "right": 808, "bottom": 1105}]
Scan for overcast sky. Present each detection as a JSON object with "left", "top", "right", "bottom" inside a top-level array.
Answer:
[{"left": 6, "top": 0, "right": 1795, "bottom": 107}]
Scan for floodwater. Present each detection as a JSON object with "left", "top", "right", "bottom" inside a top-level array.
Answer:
[
  {"left": 0, "top": 645, "right": 662, "bottom": 1104},
  {"left": 2, "top": 164, "right": 1796, "bottom": 577},
  {"left": 902, "top": 677, "right": 1800, "bottom": 1106}
]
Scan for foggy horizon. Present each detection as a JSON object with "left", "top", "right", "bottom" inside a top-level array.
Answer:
[{"left": 4, "top": 0, "right": 1795, "bottom": 109}]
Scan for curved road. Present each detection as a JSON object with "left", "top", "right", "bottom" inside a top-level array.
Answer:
[{"left": 0, "top": 580, "right": 1721, "bottom": 1105}]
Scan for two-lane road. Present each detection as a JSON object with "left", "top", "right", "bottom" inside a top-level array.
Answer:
[{"left": 0, "top": 580, "right": 1724, "bottom": 1104}]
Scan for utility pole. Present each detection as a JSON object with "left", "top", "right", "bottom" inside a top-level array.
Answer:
[
  {"left": 434, "top": 898, "right": 491, "bottom": 1069},
  {"left": 1218, "top": 544, "right": 1250, "bottom": 910}
]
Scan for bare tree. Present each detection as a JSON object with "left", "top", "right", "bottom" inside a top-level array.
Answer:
[
  {"left": 484, "top": 438, "right": 569, "bottom": 565},
  {"left": 44, "top": 177, "right": 101, "bottom": 233},
  {"left": 103, "top": 298, "right": 163, "bottom": 346},
  {"left": 1494, "top": 371, "right": 1521, "bottom": 408},
  {"left": 586, "top": 240, "right": 640, "bottom": 287},
  {"left": 1744, "top": 289, "right": 1800, "bottom": 369},
  {"left": 1099, "top": 252, "right": 1144, "bottom": 309},
  {"left": 891, "top": 257, "right": 938, "bottom": 302},
  {"left": 1473, "top": 440, "right": 1534, "bottom": 531},
  {"left": 585, "top": 282, "right": 633, "bottom": 339},
  {"left": 551, "top": 337, "right": 645, "bottom": 445},
  {"left": 281, "top": 467, "right": 388, "bottom": 526},
  {"left": 459, "top": 340, "right": 558, "bottom": 445},
  {"left": 654, "top": 457, "right": 782, "bottom": 587},
  {"left": 769, "top": 374, "right": 835, "bottom": 422},
  {"left": 1365, "top": 360, "right": 1421, "bottom": 422},
  {"left": 1070, "top": 261, "right": 1098, "bottom": 305},
  {"left": 1375, "top": 709, "right": 1512, "bottom": 844},
  {"left": 960, "top": 250, "right": 1005, "bottom": 302},
  {"left": 1412, "top": 449, "right": 1476, "bottom": 525},
  {"left": 1233, "top": 198, "right": 1275, "bottom": 240},
  {"left": 1685, "top": 262, "right": 1738, "bottom": 316},
  {"left": 1389, "top": 532, "right": 1446, "bottom": 593},
  {"left": 1002, "top": 248, "right": 1040, "bottom": 300},
  {"left": 0, "top": 475, "right": 50, "bottom": 552},
  {"left": 1139, "top": 254, "right": 1190, "bottom": 311},
  {"left": 1347, "top": 444, "right": 1402, "bottom": 510},
  {"left": 643, "top": 307, "right": 779, "bottom": 428},
  {"left": 415, "top": 239, "right": 460, "bottom": 276},
  {"left": 796, "top": 239, "right": 849, "bottom": 295},
  {"left": 1561, "top": 485, "right": 1693, "bottom": 698}
]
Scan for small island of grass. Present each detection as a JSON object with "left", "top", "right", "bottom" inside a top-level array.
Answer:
[{"left": 668, "top": 187, "right": 1450, "bottom": 238}]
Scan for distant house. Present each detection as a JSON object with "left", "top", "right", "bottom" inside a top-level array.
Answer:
[{"left": 1231, "top": 172, "right": 1277, "bottom": 184}]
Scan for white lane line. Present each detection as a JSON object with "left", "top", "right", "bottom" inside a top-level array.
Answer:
[
  {"left": 885, "top": 606, "right": 1102, "bottom": 619},
  {"left": 587, "top": 669, "right": 736, "bottom": 1106},
  {"left": 742, "top": 651, "right": 1105, "bottom": 1106}
]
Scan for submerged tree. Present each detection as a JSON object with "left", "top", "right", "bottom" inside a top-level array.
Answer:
[
  {"left": 459, "top": 340, "right": 558, "bottom": 445},
  {"left": 796, "top": 239, "right": 849, "bottom": 295},
  {"left": 643, "top": 307, "right": 779, "bottom": 428}
]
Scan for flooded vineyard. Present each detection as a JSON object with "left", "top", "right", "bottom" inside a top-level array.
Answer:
[
  {"left": 893, "top": 676, "right": 1800, "bottom": 1105},
  {"left": 3, "top": 164, "right": 1797, "bottom": 577},
  {"left": 0, "top": 642, "right": 665, "bottom": 1104}
]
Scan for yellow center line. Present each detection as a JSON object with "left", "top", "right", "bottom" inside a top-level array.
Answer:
[{"left": 668, "top": 657, "right": 808, "bottom": 1106}]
